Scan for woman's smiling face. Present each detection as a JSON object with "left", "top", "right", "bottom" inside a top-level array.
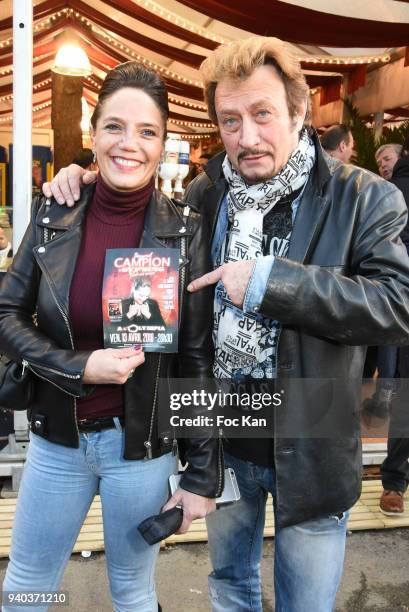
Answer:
[{"left": 91, "top": 87, "right": 165, "bottom": 192}]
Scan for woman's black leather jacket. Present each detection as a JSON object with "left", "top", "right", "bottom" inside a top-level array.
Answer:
[{"left": 0, "top": 185, "right": 223, "bottom": 498}]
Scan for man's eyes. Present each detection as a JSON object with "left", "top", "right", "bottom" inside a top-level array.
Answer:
[{"left": 221, "top": 111, "right": 271, "bottom": 127}]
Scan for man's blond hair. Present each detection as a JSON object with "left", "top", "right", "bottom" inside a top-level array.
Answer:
[{"left": 201, "top": 37, "right": 311, "bottom": 125}]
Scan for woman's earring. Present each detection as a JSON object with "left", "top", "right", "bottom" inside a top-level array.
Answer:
[{"left": 92, "top": 149, "right": 97, "bottom": 164}]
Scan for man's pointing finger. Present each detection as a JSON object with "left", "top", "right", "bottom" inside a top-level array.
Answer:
[{"left": 187, "top": 267, "right": 223, "bottom": 292}]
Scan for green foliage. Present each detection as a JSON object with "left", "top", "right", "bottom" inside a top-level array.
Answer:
[{"left": 343, "top": 98, "right": 409, "bottom": 173}]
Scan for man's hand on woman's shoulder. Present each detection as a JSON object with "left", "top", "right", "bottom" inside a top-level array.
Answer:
[{"left": 42, "top": 164, "right": 98, "bottom": 207}]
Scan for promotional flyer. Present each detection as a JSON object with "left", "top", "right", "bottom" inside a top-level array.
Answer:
[{"left": 102, "top": 248, "right": 179, "bottom": 352}]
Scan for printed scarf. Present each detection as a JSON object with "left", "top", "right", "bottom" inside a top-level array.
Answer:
[{"left": 213, "top": 128, "right": 316, "bottom": 378}]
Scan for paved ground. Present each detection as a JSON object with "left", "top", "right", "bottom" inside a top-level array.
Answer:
[{"left": 1, "top": 528, "right": 408, "bottom": 611}]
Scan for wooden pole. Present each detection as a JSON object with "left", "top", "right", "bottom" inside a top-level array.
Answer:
[{"left": 51, "top": 73, "right": 83, "bottom": 174}]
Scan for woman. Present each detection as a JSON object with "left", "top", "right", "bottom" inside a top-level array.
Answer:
[{"left": 0, "top": 62, "right": 221, "bottom": 612}]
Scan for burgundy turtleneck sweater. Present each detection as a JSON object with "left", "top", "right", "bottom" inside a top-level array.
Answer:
[{"left": 69, "top": 175, "right": 154, "bottom": 421}]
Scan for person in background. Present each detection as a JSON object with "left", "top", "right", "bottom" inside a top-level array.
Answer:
[
  {"left": 43, "top": 37, "right": 409, "bottom": 612},
  {"left": 0, "top": 61, "right": 221, "bottom": 612},
  {"left": 72, "top": 147, "right": 98, "bottom": 172},
  {"left": 196, "top": 152, "right": 212, "bottom": 174},
  {"left": 376, "top": 143, "right": 403, "bottom": 181},
  {"left": 373, "top": 141, "right": 409, "bottom": 516},
  {"left": 363, "top": 145, "right": 405, "bottom": 417},
  {"left": 0, "top": 227, "right": 12, "bottom": 269},
  {"left": 320, "top": 123, "right": 355, "bottom": 163},
  {"left": 389, "top": 139, "right": 409, "bottom": 251},
  {"left": 183, "top": 153, "right": 212, "bottom": 187}
]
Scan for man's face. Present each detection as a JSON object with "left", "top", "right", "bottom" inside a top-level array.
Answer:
[
  {"left": 215, "top": 65, "right": 306, "bottom": 184},
  {"left": 339, "top": 132, "right": 354, "bottom": 164},
  {"left": 196, "top": 157, "right": 208, "bottom": 174},
  {"left": 376, "top": 147, "right": 399, "bottom": 180}
]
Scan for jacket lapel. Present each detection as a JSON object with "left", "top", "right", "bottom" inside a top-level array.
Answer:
[
  {"left": 34, "top": 186, "right": 94, "bottom": 316},
  {"left": 288, "top": 132, "right": 332, "bottom": 264},
  {"left": 203, "top": 152, "right": 228, "bottom": 241},
  {"left": 140, "top": 191, "right": 192, "bottom": 247},
  {"left": 287, "top": 175, "right": 329, "bottom": 264}
]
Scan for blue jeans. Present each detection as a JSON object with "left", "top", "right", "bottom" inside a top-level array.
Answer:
[
  {"left": 2, "top": 424, "right": 177, "bottom": 612},
  {"left": 376, "top": 345, "right": 398, "bottom": 384},
  {"left": 206, "top": 452, "right": 348, "bottom": 612}
]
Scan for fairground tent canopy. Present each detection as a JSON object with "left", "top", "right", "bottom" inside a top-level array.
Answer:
[{"left": 1, "top": 0, "right": 409, "bottom": 136}]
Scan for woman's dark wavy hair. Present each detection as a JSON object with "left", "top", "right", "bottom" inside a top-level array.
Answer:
[{"left": 90, "top": 61, "right": 169, "bottom": 138}]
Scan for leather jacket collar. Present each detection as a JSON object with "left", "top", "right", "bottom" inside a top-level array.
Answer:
[{"left": 37, "top": 184, "right": 192, "bottom": 239}]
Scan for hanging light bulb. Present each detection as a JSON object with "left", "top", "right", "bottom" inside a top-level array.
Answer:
[{"left": 52, "top": 44, "right": 91, "bottom": 76}]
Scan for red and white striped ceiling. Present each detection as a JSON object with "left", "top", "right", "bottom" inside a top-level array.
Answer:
[{"left": 0, "top": 0, "right": 408, "bottom": 136}]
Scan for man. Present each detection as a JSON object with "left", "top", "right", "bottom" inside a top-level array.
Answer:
[
  {"left": 363, "top": 147, "right": 402, "bottom": 416},
  {"left": 44, "top": 37, "right": 409, "bottom": 612},
  {"left": 195, "top": 152, "right": 212, "bottom": 175},
  {"left": 376, "top": 143, "right": 403, "bottom": 180},
  {"left": 372, "top": 142, "right": 409, "bottom": 516},
  {"left": 72, "top": 147, "right": 98, "bottom": 172},
  {"left": 320, "top": 123, "right": 355, "bottom": 163}
]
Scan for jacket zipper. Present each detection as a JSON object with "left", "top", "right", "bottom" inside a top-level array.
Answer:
[
  {"left": 181, "top": 205, "right": 223, "bottom": 496},
  {"left": 272, "top": 326, "right": 283, "bottom": 511},
  {"left": 143, "top": 207, "right": 190, "bottom": 459},
  {"left": 22, "top": 359, "right": 80, "bottom": 396},
  {"left": 22, "top": 358, "right": 80, "bottom": 380},
  {"left": 216, "top": 433, "right": 223, "bottom": 497},
  {"left": 53, "top": 288, "right": 80, "bottom": 438},
  {"left": 164, "top": 205, "right": 190, "bottom": 455},
  {"left": 43, "top": 199, "right": 50, "bottom": 243},
  {"left": 179, "top": 205, "right": 190, "bottom": 315},
  {"left": 36, "top": 238, "right": 80, "bottom": 438},
  {"left": 144, "top": 353, "right": 162, "bottom": 460},
  {"left": 177, "top": 205, "right": 223, "bottom": 496}
]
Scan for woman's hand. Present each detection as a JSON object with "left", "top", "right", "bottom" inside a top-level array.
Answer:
[
  {"left": 42, "top": 164, "right": 98, "bottom": 207},
  {"left": 83, "top": 346, "right": 144, "bottom": 384},
  {"left": 162, "top": 488, "right": 216, "bottom": 534}
]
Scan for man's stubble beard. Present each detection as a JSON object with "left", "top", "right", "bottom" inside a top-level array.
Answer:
[
  {"left": 234, "top": 123, "right": 302, "bottom": 185},
  {"left": 238, "top": 157, "right": 279, "bottom": 185}
]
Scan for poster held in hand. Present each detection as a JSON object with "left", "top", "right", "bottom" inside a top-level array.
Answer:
[{"left": 102, "top": 248, "right": 179, "bottom": 352}]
